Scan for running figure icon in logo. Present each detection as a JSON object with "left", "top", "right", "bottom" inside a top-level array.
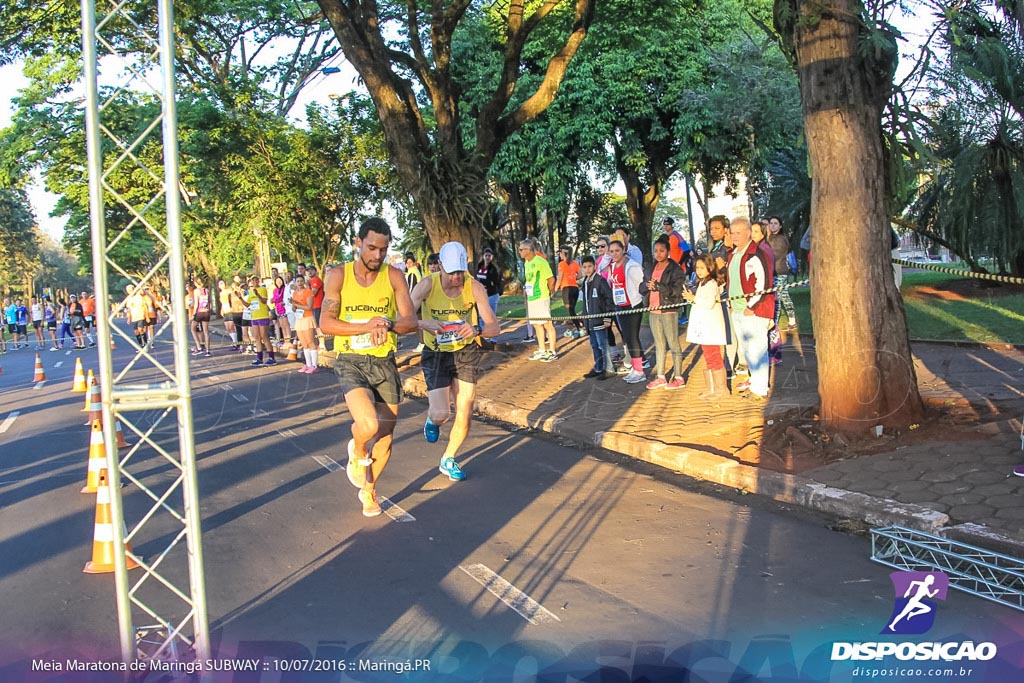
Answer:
[{"left": 883, "top": 571, "right": 949, "bottom": 635}]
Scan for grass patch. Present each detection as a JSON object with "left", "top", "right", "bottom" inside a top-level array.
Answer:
[{"left": 785, "top": 272, "right": 1024, "bottom": 345}]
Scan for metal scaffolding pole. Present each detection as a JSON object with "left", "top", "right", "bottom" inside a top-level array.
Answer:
[{"left": 80, "top": 0, "right": 209, "bottom": 664}]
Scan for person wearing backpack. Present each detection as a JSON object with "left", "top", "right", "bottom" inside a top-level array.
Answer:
[{"left": 767, "top": 216, "right": 798, "bottom": 330}]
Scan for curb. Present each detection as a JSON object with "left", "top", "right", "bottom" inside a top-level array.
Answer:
[{"left": 399, "top": 375, "right": 1024, "bottom": 555}]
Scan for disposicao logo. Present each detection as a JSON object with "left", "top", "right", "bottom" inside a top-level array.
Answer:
[
  {"left": 831, "top": 571, "right": 997, "bottom": 662},
  {"left": 883, "top": 570, "right": 948, "bottom": 635}
]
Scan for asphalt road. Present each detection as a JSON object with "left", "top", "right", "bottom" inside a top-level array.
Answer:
[{"left": 0, "top": 339, "right": 1019, "bottom": 682}]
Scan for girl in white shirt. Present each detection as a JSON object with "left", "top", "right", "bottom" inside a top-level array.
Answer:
[{"left": 683, "top": 254, "right": 729, "bottom": 398}]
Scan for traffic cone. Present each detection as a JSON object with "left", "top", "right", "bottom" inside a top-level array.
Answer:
[
  {"left": 72, "top": 358, "right": 87, "bottom": 392},
  {"left": 83, "top": 469, "right": 141, "bottom": 574},
  {"left": 83, "top": 371, "right": 96, "bottom": 411},
  {"left": 115, "top": 421, "right": 130, "bottom": 449},
  {"left": 33, "top": 354, "right": 46, "bottom": 382},
  {"left": 287, "top": 344, "right": 298, "bottom": 361},
  {"left": 82, "top": 377, "right": 102, "bottom": 425},
  {"left": 110, "top": 337, "right": 116, "bottom": 350},
  {"left": 81, "top": 419, "right": 108, "bottom": 494}
]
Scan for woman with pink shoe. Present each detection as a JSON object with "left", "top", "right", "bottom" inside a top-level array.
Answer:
[{"left": 290, "top": 276, "right": 319, "bottom": 373}]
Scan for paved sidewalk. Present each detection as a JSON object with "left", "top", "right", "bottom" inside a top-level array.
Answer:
[{"left": 383, "top": 322, "right": 1024, "bottom": 554}]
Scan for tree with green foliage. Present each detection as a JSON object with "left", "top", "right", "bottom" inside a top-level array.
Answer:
[
  {"left": 0, "top": 188, "right": 41, "bottom": 293},
  {"left": 1, "top": 0, "right": 341, "bottom": 280},
  {"left": 907, "top": 1, "right": 1024, "bottom": 276},
  {"left": 314, "top": 0, "right": 596, "bottom": 256}
]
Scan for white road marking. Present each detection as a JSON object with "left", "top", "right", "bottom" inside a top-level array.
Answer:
[
  {"left": 33, "top": 382, "right": 46, "bottom": 390},
  {"left": 277, "top": 428, "right": 297, "bottom": 438},
  {"left": 0, "top": 412, "right": 20, "bottom": 434},
  {"left": 311, "top": 454, "right": 342, "bottom": 472},
  {"left": 232, "top": 394, "right": 248, "bottom": 403},
  {"left": 54, "top": 361, "right": 63, "bottom": 368},
  {"left": 222, "top": 384, "right": 234, "bottom": 391},
  {"left": 458, "top": 564, "right": 561, "bottom": 625},
  {"left": 252, "top": 408, "right": 269, "bottom": 417},
  {"left": 379, "top": 496, "right": 416, "bottom": 523},
  {"left": 65, "top": 350, "right": 72, "bottom": 356},
  {"left": 0, "top": 473, "right": 78, "bottom": 485}
]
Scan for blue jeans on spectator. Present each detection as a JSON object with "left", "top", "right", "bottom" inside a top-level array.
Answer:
[
  {"left": 588, "top": 324, "right": 609, "bottom": 372},
  {"left": 730, "top": 311, "right": 771, "bottom": 396},
  {"left": 481, "top": 293, "right": 500, "bottom": 338}
]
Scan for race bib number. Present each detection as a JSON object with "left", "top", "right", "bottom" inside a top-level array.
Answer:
[
  {"left": 612, "top": 286, "right": 627, "bottom": 306},
  {"left": 524, "top": 283, "right": 534, "bottom": 297},
  {"left": 242, "top": 309, "right": 252, "bottom": 321},
  {"left": 249, "top": 300, "right": 260, "bottom": 312},
  {"left": 436, "top": 321, "right": 464, "bottom": 347},
  {"left": 349, "top": 319, "right": 375, "bottom": 351}
]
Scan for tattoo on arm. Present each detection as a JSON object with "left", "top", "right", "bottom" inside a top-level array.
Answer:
[{"left": 323, "top": 298, "right": 340, "bottom": 318}]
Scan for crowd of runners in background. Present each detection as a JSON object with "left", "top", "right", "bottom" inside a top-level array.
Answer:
[{"left": 1, "top": 292, "right": 100, "bottom": 353}]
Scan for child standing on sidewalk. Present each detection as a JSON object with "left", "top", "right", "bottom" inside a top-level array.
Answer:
[
  {"left": 683, "top": 254, "right": 729, "bottom": 398},
  {"left": 640, "top": 235, "right": 687, "bottom": 389},
  {"left": 579, "top": 255, "right": 616, "bottom": 379}
]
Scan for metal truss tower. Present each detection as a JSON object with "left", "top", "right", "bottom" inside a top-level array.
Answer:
[{"left": 80, "top": 0, "right": 209, "bottom": 663}]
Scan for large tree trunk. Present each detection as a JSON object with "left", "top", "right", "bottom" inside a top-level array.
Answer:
[
  {"left": 794, "top": 0, "right": 924, "bottom": 431},
  {"left": 616, "top": 162, "right": 658, "bottom": 264},
  {"left": 421, "top": 212, "right": 480, "bottom": 263}
]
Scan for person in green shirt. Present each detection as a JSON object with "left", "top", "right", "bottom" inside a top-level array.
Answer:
[{"left": 519, "top": 239, "right": 557, "bottom": 361}]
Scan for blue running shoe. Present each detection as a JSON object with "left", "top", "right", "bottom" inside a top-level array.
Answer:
[
  {"left": 439, "top": 457, "right": 466, "bottom": 481},
  {"left": 424, "top": 418, "right": 440, "bottom": 443}
]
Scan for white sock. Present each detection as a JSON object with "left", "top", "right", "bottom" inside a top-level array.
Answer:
[
  {"left": 311, "top": 349, "right": 318, "bottom": 367},
  {"left": 303, "top": 349, "right": 312, "bottom": 367}
]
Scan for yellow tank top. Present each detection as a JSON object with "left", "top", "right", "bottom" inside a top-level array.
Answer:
[
  {"left": 335, "top": 262, "right": 397, "bottom": 357},
  {"left": 421, "top": 272, "right": 478, "bottom": 352},
  {"left": 247, "top": 286, "right": 270, "bottom": 320}
]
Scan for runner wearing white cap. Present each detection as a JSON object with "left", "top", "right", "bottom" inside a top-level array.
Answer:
[{"left": 411, "top": 242, "right": 500, "bottom": 481}]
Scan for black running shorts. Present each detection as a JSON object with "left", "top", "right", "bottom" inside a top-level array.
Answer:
[
  {"left": 334, "top": 353, "right": 402, "bottom": 406},
  {"left": 420, "top": 344, "right": 482, "bottom": 390}
]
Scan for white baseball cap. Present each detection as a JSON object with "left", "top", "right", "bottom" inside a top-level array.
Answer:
[{"left": 438, "top": 242, "right": 468, "bottom": 273}]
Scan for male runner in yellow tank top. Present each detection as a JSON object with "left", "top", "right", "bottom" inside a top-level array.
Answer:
[
  {"left": 410, "top": 242, "right": 500, "bottom": 481},
  {"left": 320, "top": 218, "right": 417, "bottom": 517}
]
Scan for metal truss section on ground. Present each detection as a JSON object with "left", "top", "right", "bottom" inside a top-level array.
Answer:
[
  {"left": 871, "top": 526, "right": 1024, "bottom": 612},
  {"left": 80, "top": 0, "right": 209, "bottom": 664}
]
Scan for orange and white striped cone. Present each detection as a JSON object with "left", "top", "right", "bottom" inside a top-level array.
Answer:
[
  {"left": 83, "top": 469, "right": 141, "bottom": 574},
  {"left": 82, "top": 377, "right": 102, "bottom": 425},
  {"left": 82, "top": 371, "right": 96, "bottom": 411},
  {"left": 71, "top": 358, "right": 87, "bottom": 392},
  {"left": 115, "top": 421, "right": 130, "bottom": 449},
  {"left": 110, "top": 337, "right": 116, "bottom": 350},
  {"left": 81, "top": 419, "right": 108, "bottom": 494},
  {"left": 33, "top": 354, "right": 46, "bottom": 382},
  {"left": 287, "top": 344, "right": 298, "bottom": 361}
]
